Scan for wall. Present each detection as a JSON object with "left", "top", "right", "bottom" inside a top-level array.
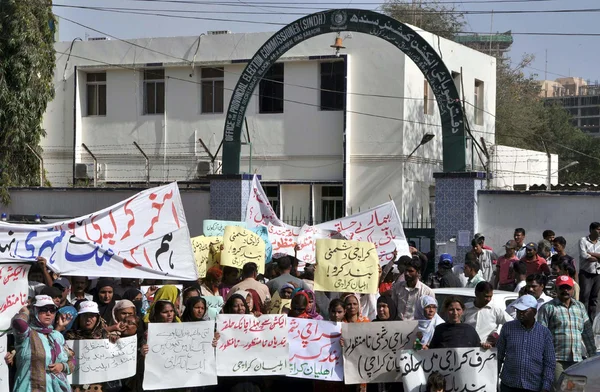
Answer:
[
  {"left": 478, "top": 190, "right": 600, "bottom": 258},
  {"left": 1, "top": 188, "right": 210, "bottom": 237},
  {"left": 490, "top": 145, "right": 558, "bottom": 190}
]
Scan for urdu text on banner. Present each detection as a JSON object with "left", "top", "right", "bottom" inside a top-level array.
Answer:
[
  {"left": 0, "top": 264, "right": 30, "bottom": 330},
  {"left": 0, "top": 183, "right": 198, "bottom": 280}
]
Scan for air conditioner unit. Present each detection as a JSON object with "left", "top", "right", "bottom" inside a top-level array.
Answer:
[
  {"left": 74, "top": 163, "right": 106, "bottom": 180},
  {"left": 88, "top": 37, "right": 110, "bottom": 41},
  {"left": 207, "top": 30, "right": 231, "bottom": 35},
  {"left": 196, "top": 160, "right": 222, "bottom": 178}
]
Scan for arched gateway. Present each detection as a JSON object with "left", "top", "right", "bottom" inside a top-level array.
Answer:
[{"left": 222, "top": 9, "right": 466, "bottom": 174}]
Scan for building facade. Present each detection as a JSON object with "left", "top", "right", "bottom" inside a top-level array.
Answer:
[{"left": 44, "top": 28, "right": 497, "bottom": 226}]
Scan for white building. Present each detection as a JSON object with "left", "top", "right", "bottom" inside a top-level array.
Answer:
[
  {"left": 44, "top": 28, "right": 497, "bottom": 225},
  {"left": 490, "top": 145, "right": 559, "bottom": 190}
]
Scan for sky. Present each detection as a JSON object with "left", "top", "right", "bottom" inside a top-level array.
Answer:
[{"left": 53, "top": 0, "right": 600, "bottom": 82}]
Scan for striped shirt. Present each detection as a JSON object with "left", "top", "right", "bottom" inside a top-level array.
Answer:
[
  {"left": 497, "top": 320, "right": 555, "bottom": 391},
  {"left": 537, "top": 298, "right": 596, "bottom": 361}
]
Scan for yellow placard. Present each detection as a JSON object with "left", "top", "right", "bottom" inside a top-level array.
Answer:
[
  {"left": 221, "top": 226, "right": 265, "bottom": 274},
  {"left": 191, "top": 236, "right": 222, "bottom": 278},
  {"left": 267, "top": 291, "right": 292, "bottom": 314},
  {"left": 314, "top": 239, "right": 379, "bottom": 294}
]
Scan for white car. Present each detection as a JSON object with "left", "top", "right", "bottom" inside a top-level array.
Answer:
[
  {"left": 558, "top": 356, "right": 600, "bottom": 391},
  {"left": 432, "top": 287, "right": 519, "bottom": 312}
]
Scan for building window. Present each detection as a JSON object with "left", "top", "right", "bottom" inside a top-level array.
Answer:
[
  {"left": 320, "top": 61, "right": 345, "bottom": 111},
  {"left": 452, "top": 71, "right": 461, "bottom": 96},
  {"left": 321, "top": 186, "right": 344, "bottom": 222},
  {"left": 264, "top": 185, "right": 280, "bottom": 216},
  {"left": 143, "top": 69, "right": 165, "bottom": 115},
  {"left": 86, "top": 73, "right": 106, "bottom": 116},
  {"left": 201, "top": 67, "right": 224, "bottom": 114},
  {"left": 423, "top": 80, "right": 434, "bottom": 115},
  {"left": 259, "top": 63, "right": 284, "bottom": 114},
  {"left": 474, "top": 79, "right": 484, "bottom": 125}
]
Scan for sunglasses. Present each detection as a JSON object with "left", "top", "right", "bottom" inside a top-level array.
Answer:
[{"left": 38, "top": 306, "right": 57, "bottom": 314}]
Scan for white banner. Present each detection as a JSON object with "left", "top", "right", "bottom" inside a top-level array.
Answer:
[
  {"left": 399, "top": 348, "right": 498, "bottom": 392},
  {"left": 342, "top": 321, "right": 419, "bottom": 384},
  {"left": 0, "top": 264, "right": 30, "bottom": 330},
  {"left": 0, "top": 335, "right": 7, "bottom": 391},
  {"left": 0, "top": 183, "right": 197, "bottom": 280},
  {"left": 67, "top": 336, "right": 137, "bottom": 384},
  {"left": 144, "top": 321, "right": 217, "bottom": 390},
  {"left": 247, "top": 176, "right": 408, "bottom": 264},
  {"left": 216, "top": 314, "right": 288, "bottom": 376},
  {"left": 288, "top": 318, "right": 343, "bottom": 381}
]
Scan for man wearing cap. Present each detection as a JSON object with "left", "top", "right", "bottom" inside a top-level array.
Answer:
[
  {"left": 471, "top": 237, "right": 498, "bottom": 283},
  {"left": 53, "top": 277, "right": 72, "bottom": 307},
  {"left": 520, "top": 242, "right": 550, "bottom": 277},
  {"left": 578, "top": 222, "right": 600, "bottom": 319},
  {"left": 474, "top": 233, "right": 494, "bottom": 252},
  {"left": 434, "top": 254, "right": 462, "bottom": 288},
  {"left": 497, "top": 294, "right": 555, "bottom": 392},
  {"left": 496, "top": 240, "right": 520, "bottom": 291},
  {"left": 538, "top": 275, "right": 596, "bottom": 390}
]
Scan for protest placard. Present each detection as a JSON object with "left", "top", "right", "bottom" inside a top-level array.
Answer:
[
  {"left": 398, "top": 348, "right": 498, "bottom": 392},
  {"left": 203, "top": 220, "right": 246, "bottom": 237},
  {"left": 202, "top": 296, "right": 224, "bottom": 320},
  {"left": 0, "top": 263, "right": 30, "bottom": 330},
  {"left": 288, "top": 318, "right": 343, "bottom": 381},
  {"left": 0, "top": 335, "right": 7, "bottom": 391},
  {"left": 250, "top": 225, "right": 273, "bottom": 263},
  {"left": 216, "top": 314, "right": 288, "bottom": 376},
  {"left": 144, "top": 321, "right": 217, "bottom": 390},
  {"left": 67, "top": 336, "right": 137, "bottom": 384},
  {"left": 191, "top": 236, "right": 222, "bottom": 278},
  {"left": 268, "top": 223, "right": 298, "bottom": 256},
  {"left": 342, "top": 321, "right": 419, "bottom": 384},
  {"left": 314, "top": 239, "right": 379, "bottom": 294},
  {"left": 221, "top": 226, "right": 265, "bottom": 274},
  {"left": 267, "top": 291, "right": 290, "bottom": 314},
  {"left": 0, "top": 183, "right": 197, "bottom": 280}
]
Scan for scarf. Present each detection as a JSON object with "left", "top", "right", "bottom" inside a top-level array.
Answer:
[
  {"left": 94, "top": 279, "right": 116, "bottom": 324},
  {"left": 182, "top": 297, "right": 208, "bottom": 322},
  {"left": 373, "top": 295, "right": 400, "bottom": 321},
  {"left": 288, "top": 291, "right": 311, "bottom": 318},
  {"left": 112, "top": 300, "right": 136, "bottom": 324},
  {"left": 123, "top": 288, "right": 144, "bottom": 317},
  {"left": 65, "top": 315, "right": 107, "bottom": 340},
  {"left": 246, "top": 289, "right": 263, "bottom": 314},
  {"left": 417, "top": 296, "right": 445, "bottom": 345},
  {"left": 143, "top": 285, "right": 181, "bottom": 323},
  {"left": 343, "top": 293, "right": 370, "bottom": 323},
  {"left": 223, "top": 294, "right": 249, "bottom": 314},
  {"left": 304, "top": 289, "right": 324, "bottom": 320}
]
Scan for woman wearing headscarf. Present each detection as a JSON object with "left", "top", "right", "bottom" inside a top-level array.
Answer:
[
  {"left": 143, "top": 285, "right": 181, "bottom": 323},
  {"left": 372, "top": 296, "right": 399, "bottom": 321},
  {"left": 343, "top": 294, "right": 370, "bottom": 323},
  {"left": 304, "top": 289, "right": 324, "bottom": 320},
  {"left": 201, "top": 267, "right": 223, "bottom": 296},
  {"left": 93, "top": 279, "right": 117, "bottom": 324},
  {"left": 112, "top": 300, "right": 136, "bottom": 325},
  {"left": 122, "top": 288, "right": 144, "bottom": 317},
  {"left": 288, "top": 292, "right": 311, "bottom": 319},
  {"left": 222, "top": 293, "right": 249, "bottom": 314},
  {"left": 11, "top": 295, "right": 74, "bottom": 392},
  {"left": 181, "top": 297, "right": 208, "bottom": 322},
  {"left": 246, "top": 289, "right": 263, "bottom": 317},
  {"left": 417, "top": 296, "right": 445, "bottom": 346}
]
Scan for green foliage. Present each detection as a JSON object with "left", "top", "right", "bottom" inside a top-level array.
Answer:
[
  {"left": 0, "top": 0, "right": 56, "bottom": 203},
  {"left": 381, "top": 0, "right": 466, "bottom": 40}
]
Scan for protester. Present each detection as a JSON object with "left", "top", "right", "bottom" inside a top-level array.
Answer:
[
  {"left": 181, "top": 296, "right": 208, "bottom": 322},
  {"left": 464, "top": 258, "right": 484, "bottom": 289},
  {"left": 304, "top": 289, "right": 324, "bottom": 320},
  {"left": 52, "top": 277, "right": 72, "bottom": 307},
  {"left": 471, "top": 237, "right": 497, "bottom": 282},
  {"left": 143, "top": 285, "right": 181, "bottom": 323},
  {"left": 112, "top": 299, "right": 136, "bottom": 326},
  {"left": 495, "top": 240, "right": 519, "bottom": 291},
  {"left": 474, "top": 233, "right": 494, "bottom": 251},
  {"left": 246, "top": 289, "right": 263, "bottom": 316},
  {"left": 94, "top": 278, "right": 117, "bottom": 324},
  {"left": 578, "top": 222, "right": 600, "bottom": 319},
  {"left": 521, "top": 242, "right": 551, "bottom": 276},
  {"left": 219, "top": 266, "right": 240, "bottom": 298},
  {"left": 328, "top": 299, "right": 346, "bottom": 322},
  {"left": 201, "top": 267, "right": 223, "bottom": 296},
  {"left": 514, "top": 228, "right": 527, "bottom": 259},
  {"left": 228, "top": 262, "right": 271, "bottom": 305},
  {"left": 417, "top": 296, "right": 445, "bottom": 346},
  {"left": 182, "top": 286, "right": 201, "bottom": 304},
  {"left": 497, "top": 294, "right": 555, "bottom": 392},
  {"left": 427, "top": 296, "right": 480, "bottom": 349},
  {"left": 11, "top": 295, "right": 74, "bottom": 392},
  {"left": 266, "top": 256, "right": 309, "bottom": 295},
  {"left": 526, "top": 274, "right": 553, "bottom": 309},
  {"left": 40, "top": 286, "right": 63, "bottom": 308},
  {"left": 552, "top": 236, "right": 575, "bottom": 272},
  {"left": 557, "top": 260, "right": 580, "bottom": 300},
  {"left": 513, "top": 261, "right": 528, "bottom": 293},
  {"left": 538, "top": 275, "right": 596, "bottom": 388},
  {"left": 288, "top": 292, "right": 312, "bottom": 318},
  {"left": 279, "top": 283, "right": 295, "bottom": 299},
  {"left": 431, "top": 253, "right": 462, "bottom": 288},
  {"left": 463, "top": 282, "right": 512, "bottom": 347},
  {"left": 148, "top": 300, "right": 178, "bottom": 323},
  {"left": 123, "top": 288, "right": 144, "bottom": 317},
  {"left": 343, "top": 294, "right": 370, "bottom": 323},
  {"left": 372, "top": 296, "right": 399, "bottom": 321},
  {"left": 391, "top": 256, "right": 435, "bottom": 320},
  {"left": 69, "top": 276, "right": 93, "bottom": 303},
  {"left": 223, "top": 293, "right": 249, "bottom": 314}
]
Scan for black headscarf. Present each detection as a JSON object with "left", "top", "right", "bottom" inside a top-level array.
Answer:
[
  {"left": 182, "top": 296, "right": 207, "bottom": 322},
  {"left": 223, "top": 294, "right": 249, "bottom": 314},
  {"left": 373, "top": 295, "right": 399, "bottom": 321},
  {"left": 93, "top": 278, "right": 116, "bottom": 323},
  {"left": 123, "top": 288, "right": 144, "bottom": 317}
]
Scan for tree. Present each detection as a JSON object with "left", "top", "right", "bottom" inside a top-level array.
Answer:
[
  {"left": 0, "top": 0, "right": 56, "bottom": 204},
  {"left": 381, "top": 0, "right": 465, "bottom": 40}
]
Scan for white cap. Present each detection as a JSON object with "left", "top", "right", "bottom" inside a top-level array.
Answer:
[
  {"left": 78, "top": 301, "right": 100, "bottom": 315},
  {"left": 33, "top": 295, "right": 56, "bottom": 308}
]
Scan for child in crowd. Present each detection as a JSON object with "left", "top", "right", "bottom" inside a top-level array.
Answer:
[{"left": 328, "top": 298, "right": 345, "bottom": 322}]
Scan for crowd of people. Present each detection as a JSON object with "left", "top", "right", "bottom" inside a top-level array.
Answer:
[{"left": 4, "top": 222, "right": 600, "bottom": 392}]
